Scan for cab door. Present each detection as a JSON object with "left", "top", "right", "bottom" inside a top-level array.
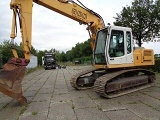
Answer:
[{"left": 107, "top": 29, "right": 133, "bottom": 65}]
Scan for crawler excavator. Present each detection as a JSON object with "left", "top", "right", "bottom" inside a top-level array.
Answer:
[{"left": 0, "top": 0, "right": 155, "bottom": 104}]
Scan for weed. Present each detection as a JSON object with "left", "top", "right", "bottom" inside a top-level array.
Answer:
[
  {"left": 97, "top": 105, "right": 102, "bottom": 111},
  {"left": 72, "top": 104, "right": 75, "bottom": 109},
  {"left": 79, "top": 96, "right": 83, "bottom": 98},
  {"left": 32, "top": 112, "right": 38, "bottom": 115},
  {"left": 128, "top": 101, "right": 138, "bottom": 104},
  {"left": 20, "top": 106, "right": 27, "bottom": 115},
  {"left": 26, "top": 66, "right": 42, "bottom": 74}
]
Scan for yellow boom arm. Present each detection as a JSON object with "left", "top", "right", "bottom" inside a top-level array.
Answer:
[{"left": 10, "top": 0, "right": 105, "bottom": 64}]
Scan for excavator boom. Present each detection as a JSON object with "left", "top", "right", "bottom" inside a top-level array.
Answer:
[{"left": 33, "top": 0, "right": 105, "bottom": 51}]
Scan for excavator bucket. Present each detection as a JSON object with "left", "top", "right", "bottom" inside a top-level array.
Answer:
[{"left": 0, "top": 62, "right": 27, "bottom": 105}]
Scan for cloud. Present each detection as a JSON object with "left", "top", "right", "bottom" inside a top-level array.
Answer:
[
  {"left": 0, "top": 0, "right": 134, "bottom": 52},
  {"left": 142, "top": 42, "right": 160, "bottom": 54}
]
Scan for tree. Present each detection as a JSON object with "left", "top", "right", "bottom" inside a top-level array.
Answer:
[
  {"left": 31, "top": 45, "right": 37, "bottom": 56},
  {"left": 72, "top": 43, "right": 82, "bottom": 58},
  {"left": 0, "top": 40, "right": 26, "bottom": 64},
  {"left": 0, "top": 40, "right": 13, "bottom": 64},
  {"left": 59, "top": 52, "right": 67, "bottom": 62},
  {"left": 37, "top": 50, "right": 45, "bottom": 66},
  {"left": 55, "top": 51, "right": 61, "bottom": 62},
  {"left": 66, "top": 50, "right": 73, "bottom": 61},
  {"left": 80, "top": 39, "right": 92, "bottom": 56},
  {"left": 114, "top": 0, "right": 160, "bottom": 47},
  {"left": 64, "top": 39, "right": 92, "bottom": 63}
]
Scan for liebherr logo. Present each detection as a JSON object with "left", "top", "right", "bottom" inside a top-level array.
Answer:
[{"left": 72, "top": 8, "right": 87, "bottom": 21}]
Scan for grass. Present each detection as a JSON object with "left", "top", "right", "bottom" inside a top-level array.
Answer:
[
  {"left": 128, "top": 101, "right": 138, "bottom": 104},
  {"left": 72, "top": 104, "right": 75, "bottom": 109},
  {"left": 19, "top": 106, "right": 27, "bottom": 115},
  {"left": 97, "top": 105, "right": 102, "bottom": 111},
  {"left": 156, "top": 72, "right": 160, "bottom": 75},
  {"left": 32, "top": 112, "right": 38, "bottom": 115},
  {"left": 26, "top": 66, "right": 43, "bottom": 74}
]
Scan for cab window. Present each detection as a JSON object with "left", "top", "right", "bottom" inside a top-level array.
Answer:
[
  {"left": 109, "top": 30, "right": 124, "bottom": 57},
  {"left": 126, "top": 31, "right": 132, "bottom": 54}
]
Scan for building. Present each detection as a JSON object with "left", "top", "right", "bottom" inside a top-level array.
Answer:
[
  {"left": 26, "top": 55, "right": 38, "bottom": 68},
  {"left": 155, "top": 54, "right": 160, "bottom": 58}
]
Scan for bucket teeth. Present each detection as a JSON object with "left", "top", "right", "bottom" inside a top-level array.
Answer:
[{"left": 0, "top": 63, "right": 27, "bottom": 105}]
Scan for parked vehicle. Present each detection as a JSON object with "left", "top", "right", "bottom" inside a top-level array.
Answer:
[{"left": 43, "top": 52, "right": 57, "bottom": 70}]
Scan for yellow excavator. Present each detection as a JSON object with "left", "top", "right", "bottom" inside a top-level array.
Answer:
[{"left": 0, "top": 0, "right": 155, "bottom": 104}]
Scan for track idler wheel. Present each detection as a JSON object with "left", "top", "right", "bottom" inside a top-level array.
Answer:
[{"left": 0, "top": 63, "right": 27, "bottom": 105}]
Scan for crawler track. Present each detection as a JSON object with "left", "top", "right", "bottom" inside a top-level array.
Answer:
[
  {"left": 70, "top": 68, "right": 99, "bottom": 90},
  {"left": 94, "top": 69, "right": 155, "bottom": 98},
  {"left": 70, "top": 68, "right": 155, "bottom": 98}
]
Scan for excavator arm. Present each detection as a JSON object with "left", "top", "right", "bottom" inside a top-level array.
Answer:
[
  {"left": 0, "top": 0, "right": 104, "bottom": 104},
  {"left": 10, "top": 0, "right": 32, "bottom": 64},
  {"left": 10, "top": 0, "right": 105, "bottom": 62}
]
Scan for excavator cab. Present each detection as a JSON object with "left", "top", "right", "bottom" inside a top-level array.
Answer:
[
  {"left": 94, "top": 25, "right": 155, "bottom": 68},
  {"left": 94, "top": 26, "right": 133, "bottom": 66}
]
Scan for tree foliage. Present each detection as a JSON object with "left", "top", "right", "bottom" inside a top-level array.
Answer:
[
  {"left": 114, "top": 0, "right": 160, "bottom": 46},
  {"left": 0, "top": 39, "right": 92, "bottom": 66},
  {"left": 52, "top": 39, "right": 92, "bottom": 63},
  {"left": 0, "top": 40, "right": 13, "bottom": 64},
  {"left": 59, "top": 52, "right": 67, "bottom": 62},
  {"left": 0, "top": 40, "right": 38, "bottom": 65},
  {"left": 36, "top": 50, "right": 45, "bottom": 66},
  {"left": 0, "top": 40, "right": 25, "bottom": 64},
  {"left": 65, "top": 39, "right": 92, "bottom": 62}
]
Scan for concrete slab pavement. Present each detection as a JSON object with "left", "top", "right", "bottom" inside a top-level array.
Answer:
[{"left": 0, "top": 66, "right": 160, "bottom": 120}]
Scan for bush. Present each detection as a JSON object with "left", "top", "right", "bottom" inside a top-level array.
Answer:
[
  {"left": 148, "top": 59, "right": 160, "bottom": 73},
  {"left": 73, "top": 56, "right": 93, "bottom": 65}
]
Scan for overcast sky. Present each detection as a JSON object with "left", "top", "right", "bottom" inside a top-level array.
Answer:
[{"left": 0, "top": 0, "right": 160, "bottom": 53}]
